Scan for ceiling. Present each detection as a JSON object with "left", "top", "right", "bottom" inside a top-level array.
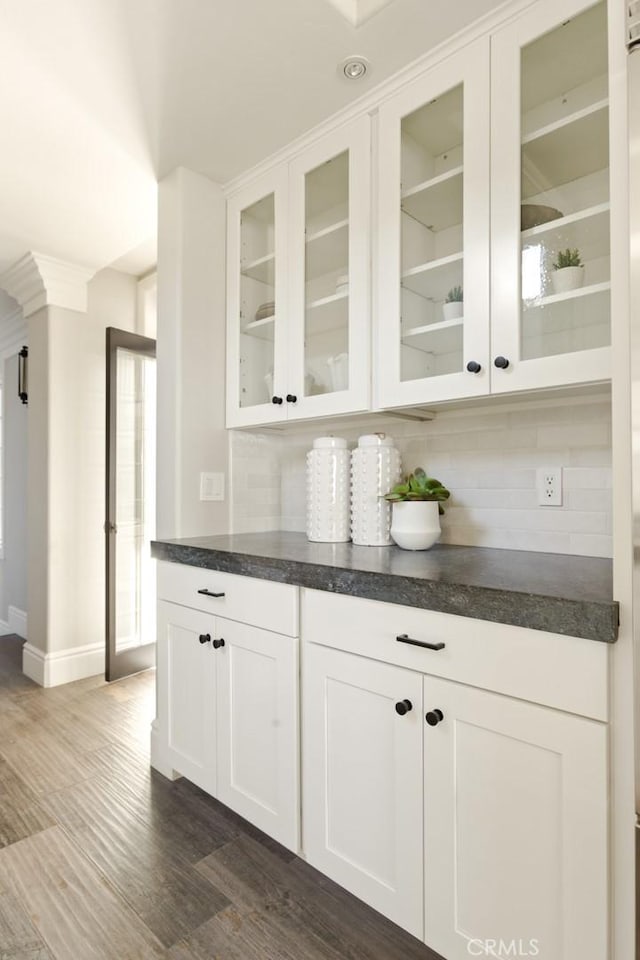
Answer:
[{"left": 0, "top": 0, "right": 506, "bottom": 279}]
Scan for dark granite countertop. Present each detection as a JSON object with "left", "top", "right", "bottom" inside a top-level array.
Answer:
[{"left": 151, "top": 532, "right": 618, "bottom": 643}]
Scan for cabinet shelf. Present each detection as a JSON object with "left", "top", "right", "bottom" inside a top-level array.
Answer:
[
  {"left": 521, "top": 201, "right": 609, "bottom": 241},
  {"left": 401, "top": 165, "right": 463, "bottom": 232},
  {"left": 402, "top": 317, "right": 463, "bottom": 355},
  {"left": 241, "top": 252, "right": 275, "bottom": 285},
  {"left": 522, "top": 100, "right": 609, "bottom": 195},
  {"left": 524, "top": 280, "right": 610, "bottom": 309},
  {"left": 305, "top": 290, "right": 349, "bottom": 337},
  {"left": 401, "top": 252, "right": 463, "bottom": 302},
  {"left": 521, "top": 202, "right": 610, "bottom": 266},
  {"left": 522, "top": 98, "right": 608, "bottom": 147},
  {"left": 243, "top": 314, "right": 275, "bottom": 341},
  {"left": 305, "top": 219, "right": 349, "bottom": 279}
]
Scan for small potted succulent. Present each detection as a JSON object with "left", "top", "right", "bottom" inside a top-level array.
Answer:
[
  {"left": 383, "top": 468, "right": 450, "bottom": 550},
  {"left": 551, "top": 248, "right": 584, "bottom": 295},
  {"left": 442, "top": 286, "right": 463, "bottom": 321}
]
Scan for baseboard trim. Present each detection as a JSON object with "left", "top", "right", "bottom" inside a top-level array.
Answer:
[
  {"left": 22, "top": 640, "right": 105, "bottom": 688},
  {"left": 8, "top": 606, "right": 27, "bottom": 639}
]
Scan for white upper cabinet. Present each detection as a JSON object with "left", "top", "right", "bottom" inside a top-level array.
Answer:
[
  {"left": 226, "top": 120, "right": 371, "bottom": 428},
  {"left": 227, "top": 0, "right": 615, "bottom": 423},
  {"left": 490, "top": 0, "right": 611, "bottom": 391},
  {"left": 288, "top": 118, "right": 371, "bottom": 420},
  {"left": 227, "top": 168, "right": 289, "bottom": 427},
  {"left": 376, "top": 40, "right": 491, "bottom": 408}
]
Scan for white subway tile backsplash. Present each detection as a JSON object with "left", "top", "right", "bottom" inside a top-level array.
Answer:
[
  {"left": 537, "top": 422, "right": 610, "bottom": 449},
  {"left": 230, "top": 395, "right": 612, "bottom": 558}
]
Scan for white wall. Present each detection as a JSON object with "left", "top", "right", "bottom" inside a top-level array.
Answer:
[
  {"left": 157, "top": 167, "right": 229, "bottom": 539},
  {"left": 3, "top": 354, "right": 28, "bottom": 622},
  {"left": 231, "top": 394, "right": 613, "bottom": 557},
  {"left": 26, "top": 269, "right": 140, "bottom": 663}
]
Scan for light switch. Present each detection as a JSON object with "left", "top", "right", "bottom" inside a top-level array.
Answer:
[{"left": 200, "top": 472, "right": 225, "bottom": 501}]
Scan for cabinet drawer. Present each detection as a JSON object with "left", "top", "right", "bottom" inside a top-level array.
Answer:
[
  {"left": 158, "top": 562, "right": 298, "bottom": 637},
  {"left": 301, "top": 589, "right": 608, "bottom": 721}
]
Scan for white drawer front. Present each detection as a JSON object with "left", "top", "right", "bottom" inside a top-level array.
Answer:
[
  {"left": 158, "top": 561, "right": 299, "bottom": 637},
  {"left": 301, "top": 589, "right": 608, "bottom": 721}
]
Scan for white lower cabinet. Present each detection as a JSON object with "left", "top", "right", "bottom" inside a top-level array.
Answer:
[
  {"left": 156, "top": 598, "right": 300, "bottom": 852},
  {"left": 303, "top": 641, "right": 608, "bottom": 958},
  {"left": 303, "top": 643, "right": 424, "bottom": 937},
  {"left": 216, "top": 616, "right": 300, "bottom": 852},
  {"left": 157, "top": 600, "right": 217, "bottom": 796},
  {"left": 157, "top": 574, "right": 609, "bottom": 957},
  {"left": 423, "top": 675, "right": 608, "bottom": 960}
]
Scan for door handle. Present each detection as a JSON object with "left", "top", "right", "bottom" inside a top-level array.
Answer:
[
  {"left": 197, "top": 589, "right": 225, "bottom": 598},
  {"left": 396, "top": 633, "right": 445, "bottom": 651}
]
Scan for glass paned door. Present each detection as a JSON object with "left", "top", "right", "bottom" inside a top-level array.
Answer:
[
  {"left": 400, "top": 85, "right": 465, "bottom": 383},
  {"left": 519, "top": 2, "right": 609, "bottom": 361},
  {"left": 377, "top": 40, "right": 490, "bottom": 409},
  {"left": 303, "top": 151, "right": 350, "bottom": 398},
  {"left": 106, "top": 328, "right": 156, "bottom": 682},
  {"left": 287, "top": 116, "right": 371, "bottom": 419},
  {"left": 239, "top": 193, "right": 277, "bottom": 407}
]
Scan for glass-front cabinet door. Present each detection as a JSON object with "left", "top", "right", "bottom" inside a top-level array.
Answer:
[
  {"left": 226, "top": 168, "right": 289, "bottom": 427},
  {"left": 376, "top": 40, "right": 490, "bottom": 409},
  {"left": 491, "top": 0, "right": 610, "bottom": 392},
  {"left": 287, "top": 117, "right": 371, "bottom": 419}
]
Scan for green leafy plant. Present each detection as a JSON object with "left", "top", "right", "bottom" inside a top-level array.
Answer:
[
  {"left": 552, "top": 248, "right": 582, "bottom": 270},
  {"left": 383, "top": 468, "right": 451, "bottom": 515},
  {"left": 445, "top": 285, "right": 463, "bottom": 303}
]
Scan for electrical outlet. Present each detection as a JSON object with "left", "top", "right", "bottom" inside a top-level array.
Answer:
[
  {"left": 200, "top": 472, "right": 225, "bottom": 502},
  {"left": 536, "top": 467, "right": 562, "bottom": 506}
]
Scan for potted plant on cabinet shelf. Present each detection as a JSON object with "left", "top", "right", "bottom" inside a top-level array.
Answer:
[
  {"left": 383, "top": 468, "right": 450, "bottom": 550},
  {"left": 442, "top": 286, "right": 463, "bottom": 321},
  {"left": 551, "top": 248, "right": 584, "bottom": 295}
]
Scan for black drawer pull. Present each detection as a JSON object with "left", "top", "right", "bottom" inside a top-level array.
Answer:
[
  {"left": 212, "top": 638, "right": 225, "bottom": 649},
  {"left": 197, "top": 589, "right": 225, "bottom": 598},
  {"left": 396, "top": 633, "right": 445, "bottom": 651}
]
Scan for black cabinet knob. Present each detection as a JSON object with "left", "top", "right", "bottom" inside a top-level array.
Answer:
[
  {"left": 425, "top": 708, "right": 444, "bottom": 727},
  {"left": 395, "top": 699, "right": 413, "bottom": 716},
  {"left": 466, "top": 361, "right": 481, "bottom": 374},
  {"left": 212, "top": 637, "right": 225, "bottom": 649},
  {"left": 286, "top": 394, "right": 297, "bottom": 403},
  {"left": 272, "top": 396, "right": 283, "bottom": 405},
  {"left": 198, "top": 634, "right": 211, "bottom": 645},
  {"left": 494, "top": 356, "right": 510, "bottom": 369}
]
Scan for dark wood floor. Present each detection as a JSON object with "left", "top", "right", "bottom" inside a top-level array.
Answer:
[{"left": 0, "top": 635, "right": 443, "bottom": 960}]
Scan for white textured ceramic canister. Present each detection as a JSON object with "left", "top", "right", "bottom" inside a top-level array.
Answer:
[
  {"left": 306, "top": 437, "right": 351, "bottom": 543},
  {"left": 350, "top": 434, "right": 402, "bottom": 546}
]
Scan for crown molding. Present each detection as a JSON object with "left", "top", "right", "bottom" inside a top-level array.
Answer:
[{"left": 0, "top": 253, "right": 96, "bottom": 318}]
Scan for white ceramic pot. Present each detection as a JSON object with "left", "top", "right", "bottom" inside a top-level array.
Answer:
[
  {"left": 306, "top": 437, "right": 351, "bottom": 543},
  {"left": 390, "top": 500, "right": 441, "bottom": 551},
  {"left": 551, "top": 266, "right": 584, "bottom": 295},
  {"left": 442, "top": 301, "right": 463, "bottom": 321},
  {"left": 350, "top": 434, "right": 402, "bottom": 546}
]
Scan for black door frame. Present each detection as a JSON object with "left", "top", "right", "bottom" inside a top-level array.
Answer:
[{"left": 105, "top": 327, "right": 157, "bottom": 682}]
